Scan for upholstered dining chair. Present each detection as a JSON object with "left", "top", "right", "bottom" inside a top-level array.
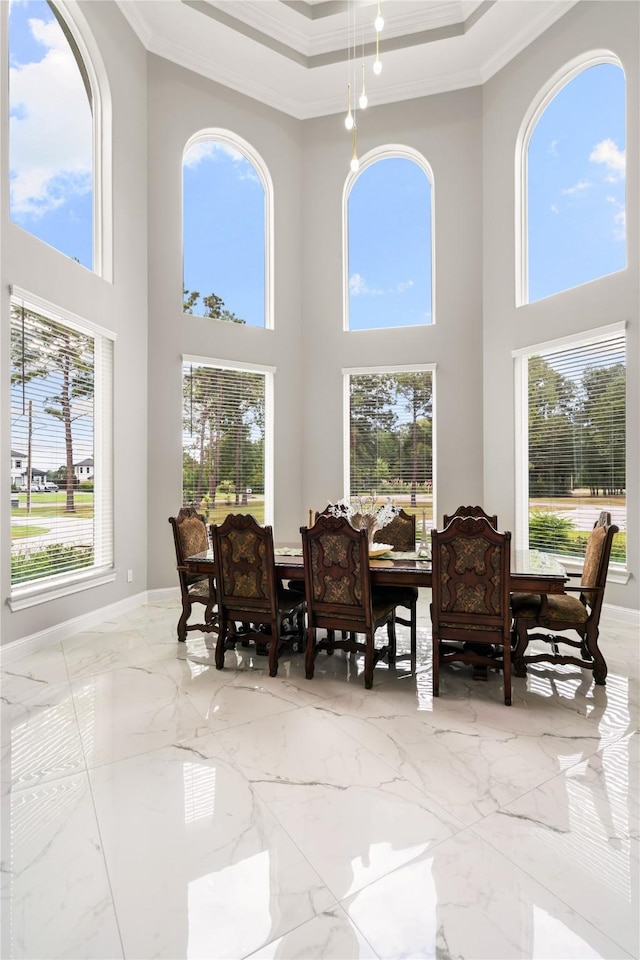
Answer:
[
  {"left": 168, "top": 507, "right": 217, "bottom": 642},
  {"left": 511, "top": 515, "right": 619, "bottom": 685},
  {"left": 431, "top": 516, "right": 512, "bottom": 705},
  {"left": 443, "top": 505, "right": 498, "bottom": 528},
  {"left": 373, "top": 508, "right": 418, "bottom": 666},
  {"left": 301, "top": 514, "right": 400, "bottom": 689},
  {"left": 210, "top": 513, "right": 305, "bottom": 678}
]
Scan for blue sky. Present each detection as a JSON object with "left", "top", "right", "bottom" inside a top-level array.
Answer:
[
  {"left": 8, "top": 4, "right": 626, "bottom": 324},
  {"left": 183, "top": 143, "right": 265, "bottom": 325},
  {"left": 9, "top": 0, "right": 93, "bottom": 269},
  {"left": 527, "top": 62, "right": 626, "bottom": 302},
  {"left": 348, "top": 156, "right": 432, "bottom": 330}
]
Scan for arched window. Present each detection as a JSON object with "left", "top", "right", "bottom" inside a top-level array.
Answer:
[
  {"left": 518, "top": 55, "right": 626, "bottom": 304},
  {"left": 183, "top": 131, "right": 273, "bottom": 329},
  {"left": 9, "top": 0, "right": 107, "bottom": 273},
  {"left": 344, "top": 148, "right": 433, "bottom": 331}
]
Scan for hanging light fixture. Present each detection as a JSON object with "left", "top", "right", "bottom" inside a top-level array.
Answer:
[
  {"left": 373, "top": 30, "right": 382, "bottom": 75},
  {"left": 350, "top": 124, "right": 360, "bottom": 173},
  {"left": 345, "top": 82, "right": 354, "bottom": 130},
  {"left": 359, "top": 61, "right": 368, "bottom": 110},
  {"left": 375, "top": 0, "right": 384, "bottom": 34}
]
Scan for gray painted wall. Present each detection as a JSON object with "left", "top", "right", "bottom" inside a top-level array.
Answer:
[
  {"left": 1, "top": 1, "right": 148, "bottom": 644},
  {"left": 1, "top": 0, "right": 637, "bottom": 648},
  {"left": 483, "top": 0, "right": 639, "bottom": 609}
]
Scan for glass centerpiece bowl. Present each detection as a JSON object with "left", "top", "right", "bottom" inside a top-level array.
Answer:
[{"left": 326, "top": 496, "right": 399, "bottom": 546}]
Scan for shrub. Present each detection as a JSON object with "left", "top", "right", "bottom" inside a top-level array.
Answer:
[
  {"left": 11, "top": 544, "right": 93, "bottom": 584},
  {"left": 529, "top": 511, "right": 575, "bottom": 553}
]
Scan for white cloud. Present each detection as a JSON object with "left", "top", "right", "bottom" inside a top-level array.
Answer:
[
  {"left": 9, "top": 16, "right": 92, "bottom": 218},
  {"left": 589, "top": 138, "right": 626, "bottom": 180},
  {"left": 606, "top": 195, "right": 626, "bottom": 241},
  {"left": 349, "top": 274, "right": 384, "bottom": 296},
  {"left": 561, "top": 180, "right": 592, "bottom": 196},
  {"left": 548, "top": 139, "right": 560, "bottom": 157},
  {"left": 396, "top": 280, "right": 414, "bottom": 293},
  {"left": 550, "top": 203, "right": 559, "bottom": 214},
  {"left": 184, "top": 139, "right": 260, "bottom": 183}
]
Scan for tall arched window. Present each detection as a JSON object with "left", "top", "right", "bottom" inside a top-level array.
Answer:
[
  {"left": 344, "top": 148, "right": 433, "bottom": 331},
  {"left": 183, "top": 131, "right": 273, "bottom": 328},
  {"left": 9, "top": 0, "right": 102, "bottom": 272},
  {"left": 518, "top": 55, "right": 626, "bottom": 305}
]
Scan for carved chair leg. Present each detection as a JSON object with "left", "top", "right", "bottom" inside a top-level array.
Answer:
[
  {"left": 177, "top": 599, "right": 190, "bottom": 643},
  {"left": 585, "top": 623, "right": 607, "bottom": 685},
  {"left": 513, "top": 619, "right": 530, "bottom": 677},
  {"left": 364, "top": 631, "right": 375, "bottom": 689},
  {"left": 305, "top": 626, "right": 317, "bottom": 679},
  {"left": 387, "top": 613, "right": 397, "bottom": 666},
  {"left": 432, "top": 623, "right": 440, "bottom": 697},
  {"left": 215, "top": 619, "right": 228, "bottom": 670},
  {"left": 268, "top": 618, "right": 280, "bottom": 678},
  {"left": 502, "top": 644, "right": 512, "bottom": 706},
  {"left": 410, "top": 599, "right": 417, "bottom": 669}
]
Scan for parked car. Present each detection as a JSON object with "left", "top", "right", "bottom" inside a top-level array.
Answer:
[{"left": 43, "top": 482, "right": 58, "bottom": 492}]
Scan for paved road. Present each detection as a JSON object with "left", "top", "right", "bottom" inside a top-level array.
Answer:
[{"left": 11, "top": 513, "right": 94, "bottom": 549}]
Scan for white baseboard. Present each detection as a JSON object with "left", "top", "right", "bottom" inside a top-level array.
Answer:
[
  {"left": 1, "top": 590, "right": 156, "bottom": 664},
  {"left": 602, "top": 603, "right": 640, "bottom": 626}
]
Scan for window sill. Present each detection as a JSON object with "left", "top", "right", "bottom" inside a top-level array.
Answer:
[
  {"left": 8, "top": 567, "right": 117, "bottom": 612},
  {"left": 560, "top": 559, "right": 631, "bottom": 586}
]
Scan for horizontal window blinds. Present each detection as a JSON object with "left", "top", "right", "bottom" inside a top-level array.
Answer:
[
  {"left": 526, "top": 332, "right": 626, "bottom": 563},
  {"left": 10, "top": 295, "right": 114, "bottom": 587},
  {"left": 349, "top": 371, "right": 434, "bottom": 523},
  {"left": 182, "top": 362, "right": 266, "bottom": 525}
]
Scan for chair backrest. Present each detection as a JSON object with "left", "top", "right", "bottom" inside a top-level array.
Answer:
[
  {"left": 431, "top": 516, "right": 511, "bottom": 635},
  {"left": 579, "top": 518, "right": 619, "bottom": 612},
  {"left": 373, "top": 508, "right": 416, "bottom": 551},
  {"left": 210, "top": 513, "right": 278, "bottom": 618},
  {"left": 443, "top": 505, "right": 498, "bottom": 529},
  {"left": 301, "top": 514, "right": 373, "bottom": 631},
  {"left": 169, "top": 507, "right": 210, "bottom": 585}
]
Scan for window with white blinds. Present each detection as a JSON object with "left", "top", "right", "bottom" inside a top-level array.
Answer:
[
  {"left": 182, "top": 359, "right": 272, "bottom": 526},
  {"left": 10, "top": 290, "right": 114, "bottom": 590},
  {"left": 515, "top": 326, "right": 626, "bottom": 564},
  {"left": 346, "top": 369, "right": 435, "bottom": 524}
]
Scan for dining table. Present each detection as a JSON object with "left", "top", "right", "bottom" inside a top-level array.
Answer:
[{"left": 182, "top": 546, "right": 568, "bottom": 630}]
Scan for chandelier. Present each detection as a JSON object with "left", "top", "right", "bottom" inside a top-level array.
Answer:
[{"left": 345, "top": 0, "right": 384, "bottom": 172}]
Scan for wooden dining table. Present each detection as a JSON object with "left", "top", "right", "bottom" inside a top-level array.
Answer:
[{"left": 182, "top": 547, "right": 567, "bottom": 599}]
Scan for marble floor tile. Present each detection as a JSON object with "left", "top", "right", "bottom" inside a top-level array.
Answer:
[
  {"left": 217, "top": 707, "right": 464, "bottom": 899},
  {"left": 472, "top": 733, "right": 640, "bottom": 957},
  {"left": 1, "top": 597, "right": 637, "bottom": 960},
  {"left": 69, "top": 660, "right": 209, "bottom": 767},
  {"left": 1, "top": 679, "right": 86, "bottom": 791},
  {"left": 244, "top": 905, "right": 379, "bottom": 959},
  {"left": 0, "top": 772, "right": 123, "bottom": 959},
  {"left": 343, "top": 829, "right": 632, "bottom": 959},
  {"left": 88, "top": 734, "right": 336, "bottom": 959}
]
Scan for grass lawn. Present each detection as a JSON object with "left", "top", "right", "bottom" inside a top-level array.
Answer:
[
  {"left": 12, "top": 525, "right": 50, "bottom": 539},
  {"left": 12, "top": 491, "right": 94, "bottom": 519}
]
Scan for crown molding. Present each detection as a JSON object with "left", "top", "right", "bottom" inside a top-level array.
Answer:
[
  {"left": 115, "top": 0, "right": 154, "bottom": 48},
  {"left": 479, "top": 0, "right": 577, "bottom": 82}
]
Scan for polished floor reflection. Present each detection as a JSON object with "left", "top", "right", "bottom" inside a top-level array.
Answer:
[{"left": 1, "top": 596, "right": 638, "bottom": 959}]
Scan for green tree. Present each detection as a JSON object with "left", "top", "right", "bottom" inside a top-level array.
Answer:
[
  {"left": 528, "top": 355, "right": 576, "bottom": 496},
  {"left": 183, "top": 287, "right": 246, "bottom": 324},
  {"left": 393, "top": 373, "right": 433, "bottom": 506},
  {"left": 579, "top": 364, "right": 625, "bottom": 496},
  {"left": 349, "top": 374, "right": 396, "bottom": 493},
  {"left": 11, "top": 306, "right": 93, "bottom": 513}
]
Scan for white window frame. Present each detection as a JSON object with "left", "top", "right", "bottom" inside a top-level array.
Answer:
[
  {"left": 342, "top": 363, "right": 437, "bottom": 525},
  {"left": 182, "top": 130, "right": 274, "bottom": 330},
  {"left": 513, "top": 321, "right": 628, "bottom": 581},
  {"left": 342, "top": 145, "right": 435, "bottom": 332},
  {"left": 9, "top": 286, "right": 116, "bottom": 610},
  {"left": 8, "top": 2, "right": 113, "bottom": 280},
  {"left": 182, "top": 355, "right": 275, "bottom": 526},
  {"left": 515, "top": 51, "right": 625, "bottom": 307}
]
